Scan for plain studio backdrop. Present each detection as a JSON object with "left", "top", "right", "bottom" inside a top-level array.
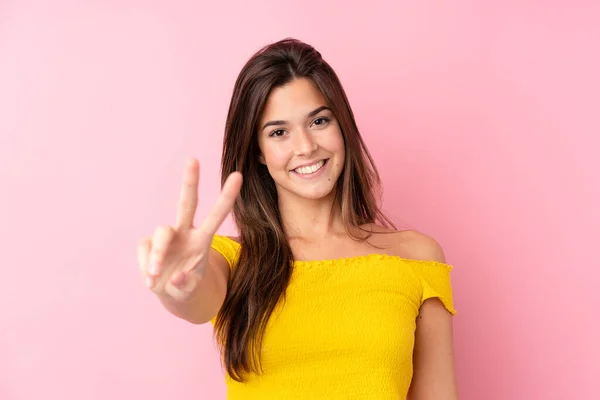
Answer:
[{"left": 1, "top": 1, "right": 598, "bottom": 399}]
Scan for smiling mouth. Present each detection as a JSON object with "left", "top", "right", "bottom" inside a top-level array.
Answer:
[{"left": 292, "top": 159, "right": 328, "bottom": 175}]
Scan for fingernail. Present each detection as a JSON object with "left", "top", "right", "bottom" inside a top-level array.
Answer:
[
  {"left": 173, "top": 274, "right": 191, "bottom": 293},
  {"left": 145, "top": 276, "right": 153, "bottom": 288},
  {"left": 173, "top": 273, "right": 186, "bottom": 289},
  {"left": 180, "top": 274, "right": 195, "bottom": 293}
]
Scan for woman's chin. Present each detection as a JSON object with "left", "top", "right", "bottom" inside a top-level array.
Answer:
[
  {"left": 274, "top": 175, "right": 339, "bottom": 202},
  {"left": 293, "top": 184, "right": 337, "bottom": 201}
]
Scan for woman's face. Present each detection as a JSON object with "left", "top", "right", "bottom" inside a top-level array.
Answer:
[{"left": 257, "top": 78, "right": 345, "bottom": 202}]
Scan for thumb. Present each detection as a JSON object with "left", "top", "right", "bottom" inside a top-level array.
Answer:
[{"left": 169, "top": 271, "right": 197, "bottom": 295}]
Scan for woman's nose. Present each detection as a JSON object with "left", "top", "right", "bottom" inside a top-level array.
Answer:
[{"left": 292, "top": 129, "right": 318, "bottom": 156}]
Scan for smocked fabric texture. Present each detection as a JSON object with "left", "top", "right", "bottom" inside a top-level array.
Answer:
[{"left": 210, "top": 234, "right": 456, "bottom": 400}]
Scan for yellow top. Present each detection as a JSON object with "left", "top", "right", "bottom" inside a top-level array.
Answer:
[{"left": 210, "top": 234, "right": 456, "bottom": 400}]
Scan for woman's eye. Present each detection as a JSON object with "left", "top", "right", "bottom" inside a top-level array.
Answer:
[
  {"left": 269, "top": 129, "right": 285, "bottom": 137},
  {"left": 313, "top": 117, "right": 330, "bottom": 126}
]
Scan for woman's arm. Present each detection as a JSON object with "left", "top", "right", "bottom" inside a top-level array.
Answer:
[
  {"left": 408, "top": 298, "right": 459, "bottom": 400},
  {"left": 405, "top": 232, "right": 459, "bottom": 399}
]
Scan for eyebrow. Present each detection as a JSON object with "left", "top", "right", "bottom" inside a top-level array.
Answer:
[{"left": 261, "top": 105, "right": 331, "bottom": 131}]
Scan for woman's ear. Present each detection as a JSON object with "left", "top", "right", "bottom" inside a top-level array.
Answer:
[{"left": 258, "top": 152, "right": 266, "bottom": 165}]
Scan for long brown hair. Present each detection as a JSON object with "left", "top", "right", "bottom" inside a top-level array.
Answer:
[{"left": 214, "top": 38, "right": 395, "bottom": 382}]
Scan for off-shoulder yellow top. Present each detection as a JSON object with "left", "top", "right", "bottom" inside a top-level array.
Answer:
[{"left": 210, "top": 234, "right": 456, "bottom": 399}]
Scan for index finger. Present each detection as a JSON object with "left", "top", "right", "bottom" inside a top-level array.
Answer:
[
  {"left": 175, "top": 158, "right": 200, "bottom": 229},
  {"left": 198, "top": 171, "right": 243, "bottom": 235}
]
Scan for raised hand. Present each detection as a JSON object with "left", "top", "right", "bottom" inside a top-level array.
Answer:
[{"left": 137, "top": 158, "right": 242, "bottom": 302}]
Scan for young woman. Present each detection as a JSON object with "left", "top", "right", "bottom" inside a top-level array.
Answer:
[{"left": 138, "top": 38, "right": 458, "bottom": 399}]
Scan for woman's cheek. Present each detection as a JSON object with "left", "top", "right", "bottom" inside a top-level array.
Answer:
[{"left": 264, "top": 146, "right": 291, "bottom": 170}]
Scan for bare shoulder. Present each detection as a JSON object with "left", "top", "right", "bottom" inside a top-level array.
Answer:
[
  {"left": 396, "top": 230, "right": 446, "bottom": 263},
  {"left": 367, "top": 225, "right": 447, "bottom": 263},
  {"left": 225, "top": 235, "right": 240, "bottom": 244}
]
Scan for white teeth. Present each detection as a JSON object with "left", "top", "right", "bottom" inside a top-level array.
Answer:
[{"left": 294, "top": 160, "right": 325, "bottom": 175}]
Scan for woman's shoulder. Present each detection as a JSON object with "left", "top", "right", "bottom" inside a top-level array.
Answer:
[
  {"left": 225, "top": 235, "right": 240, "bottom": 244},
  {"left": 367, "top": 225, "right": 456, "bottom": 313},
  {"left": 210, "top": 234, "right": 241, "bottom": 267},
  {"left": 394, "top": 230, "right": 447, "bottom": 264},
  {"left": 364, "top": 224, "right": 447, "bottom": 264},
  {"left": 212, "top": 234, "right": 240, "bottom": 244},
  {"left": 212, "top": 228, "right": 449, "bottom": 267}
]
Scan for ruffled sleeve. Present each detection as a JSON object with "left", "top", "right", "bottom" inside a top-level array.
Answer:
[
  {"left": 416, "top": 262, "right": 456, "bottom": 315},
  {"left": 209, "top": 235, "right": 241, "bottom": 326},
  {"left": 210, "top": 234, "right": 241, "bottom": 269}
]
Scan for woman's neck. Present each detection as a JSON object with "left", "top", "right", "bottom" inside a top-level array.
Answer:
[{"left": 278, "top": 189, "right": 344, "bottom": 240}]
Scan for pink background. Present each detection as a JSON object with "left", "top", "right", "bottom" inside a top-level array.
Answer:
[{"left": 1, "top": 1, "right": 598, "bottom": 399}]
